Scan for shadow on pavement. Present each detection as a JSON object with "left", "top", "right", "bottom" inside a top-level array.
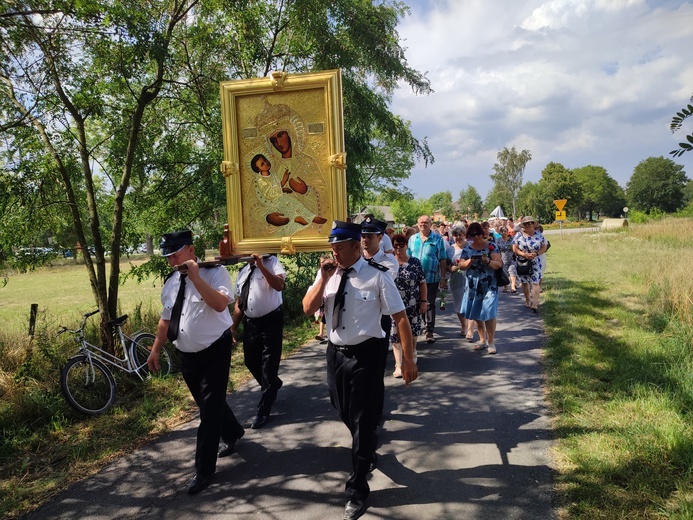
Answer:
[{"left": 24, "top": 290, "right": 556, "bottom": 520}]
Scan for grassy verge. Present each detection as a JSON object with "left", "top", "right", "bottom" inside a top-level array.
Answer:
[
  {"left": 543, "top": 218, "right": 693, "bottom": 518},
  {"left": 0, "top": 254, "right": 320, "bottom": 519}
]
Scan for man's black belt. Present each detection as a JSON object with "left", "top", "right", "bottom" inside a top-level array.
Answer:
[
  {"left": 244, "top": 305, "right": 282, "bottom": 322},
  {"left": 329, "top": 337, "right": 380, "bottom": 355}
]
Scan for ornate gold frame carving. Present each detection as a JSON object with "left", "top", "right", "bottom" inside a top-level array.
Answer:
[{"left": 219, "top": 70, "right": 346, "bottom": 254}]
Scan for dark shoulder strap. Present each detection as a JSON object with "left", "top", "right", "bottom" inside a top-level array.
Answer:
[{"left": 367, "top": 258, "right": 389, "bottom": 272}]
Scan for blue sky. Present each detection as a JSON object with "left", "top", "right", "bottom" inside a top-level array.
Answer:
[{"left": 390, "top": 0, "right": 693, "bottom": 199}]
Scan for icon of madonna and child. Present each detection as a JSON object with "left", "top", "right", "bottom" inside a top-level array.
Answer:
[{"left": 245, "top": 101, "right": 329, "bottom": 238}]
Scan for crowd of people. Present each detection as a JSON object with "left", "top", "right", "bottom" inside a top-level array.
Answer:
[
  {"left": 146, "top": 214, "right": 548, "bottom": 519},
  {"left": 380, "top": 214, "right": 549, "bottom": 355}
]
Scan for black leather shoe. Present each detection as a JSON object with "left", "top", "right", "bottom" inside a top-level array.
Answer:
[
  {"left": 251, "top": 414, "right": 269, "bottom": 429},
  {"left": 343, "top": 498, "right": 367, "bottom": 520},
  {"left": 369, "top": 453, "right": 378, "bottom": 473},
  {"left": 218, "top": 443, "right": 235, "bottom": 458},
  {"left": 219, "top": 427, "right": 245, "bottom": 457},
  {"left": 186, "top": 473, "right": 212, "bottom": 495}
]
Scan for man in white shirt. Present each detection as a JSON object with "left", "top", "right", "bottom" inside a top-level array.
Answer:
[
  {"left": 303, "top": 221, "right": 417, "bottom": 520},
  {"left": 147, "top": 230, "right": 244, "bottom": 495},
  {"left": 360, "top": 217, "right": 398, "bottom": 428},
  {"left": 232, "top": 254, "right": 286, "bottom": 429}
]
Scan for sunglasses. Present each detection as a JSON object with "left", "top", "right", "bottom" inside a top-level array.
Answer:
[{"left": 393, "top": 243, "right": 406, "bottom": 248}]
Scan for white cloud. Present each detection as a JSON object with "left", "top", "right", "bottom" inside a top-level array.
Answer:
[
  {"left": 521, "top": 0, "right": 646, "bottom": 31},
  {"left": 391, "top": 0, "right": 693, "bottom": 200}
]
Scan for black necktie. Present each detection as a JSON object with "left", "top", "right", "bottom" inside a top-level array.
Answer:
[
  {"left": 332, "top": 267, "right": 353, "bottom": 331},
  {"left": 167, "top": 273, "right": 187, "bottom": 342},
  {"left": 238, "top": 264, "right": 256, "bottom": 312}
]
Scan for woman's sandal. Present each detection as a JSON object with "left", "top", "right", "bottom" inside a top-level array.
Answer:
[
  {"left": 524, "top": 302, "right": 531, "bottom": 308},
  {"left": 531, "top": 306, "right": 538, "bottom": 314},
  {"left": 473, "top": 342, "right": 488, "bottom": 351},
  {"left": 487, "top": 344, "right": 497, "bottom": 354},
  {"left": 466, "top": 333, "right": 474, "bottom": 342}
]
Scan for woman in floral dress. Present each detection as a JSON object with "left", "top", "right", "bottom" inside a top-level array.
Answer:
[
  {"left": 390, "top": 233, "right": 427, "bottom": 378},
  {"left": 512, "top": 216, "right": 548, "bottom": 312}
]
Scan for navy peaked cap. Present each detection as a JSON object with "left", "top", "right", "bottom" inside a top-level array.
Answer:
[
  {"left": 328, "top": 221, "right": 361, "bottom": 243},
  {"left": 360, "top": 216, "right": 387, "bottom": 234},
  {"left": 160, "top": 230, "right": 193, "bottom": 257}
]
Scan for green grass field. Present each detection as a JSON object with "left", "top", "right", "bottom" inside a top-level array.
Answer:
[
  {"left": 0, "top": 256, "right": 163, "bottom": 335},
  {"left": 542, "top": 218, "right": 693, "bottom": 518}
]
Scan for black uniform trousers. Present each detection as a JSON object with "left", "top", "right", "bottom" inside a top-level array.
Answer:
[
  {"left": 242, "top": 306, "right": 284, "bottom": 416},
  {"left": 376, "top": 315, "right": 392, "bottom": 423},
  {"left": 327, "top": 337, "right": 383, "bottom": 501},
  {"left": 177, "top": 328, "right": 245, "bottom": 476},
  {"left": 425, "top": 281, "right": 440, "bottom": 334}
]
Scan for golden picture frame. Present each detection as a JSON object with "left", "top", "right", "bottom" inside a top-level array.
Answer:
[{"left": 219, "top": 69, "right": 347, "bottom": 255}]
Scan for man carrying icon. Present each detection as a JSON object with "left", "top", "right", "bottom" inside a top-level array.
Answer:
[
  {"left": 147, "top": 230, "right": 245, "bottom": 495},
  {"left": 303, "top": 221, "right": 418, "bottom": 520},
  {"left": 232, "top": 253, "right": 286, "bottom": 429}
]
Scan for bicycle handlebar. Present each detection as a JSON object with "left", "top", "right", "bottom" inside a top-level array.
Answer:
[{"left": 58, "top": 309, "right": 100, "bottom": 337}]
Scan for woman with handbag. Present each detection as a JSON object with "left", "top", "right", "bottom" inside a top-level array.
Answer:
[
  {"left": 512, "top": 216, "right": 548, "bottom": 312},
  {"left": 457, "top": 222, "right": 503, "bottom": 354}
]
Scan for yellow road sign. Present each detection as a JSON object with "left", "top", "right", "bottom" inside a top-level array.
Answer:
[
  {"left": 555, "top": 210, "right": 566, "bottom": 221},
  {"left": 553, "top": 199, "right": 567, "bottom": 211}
]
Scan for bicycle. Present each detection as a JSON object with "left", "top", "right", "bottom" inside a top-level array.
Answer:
[{"left": 58, "top": 309, "right": 173, "bottom": 415}]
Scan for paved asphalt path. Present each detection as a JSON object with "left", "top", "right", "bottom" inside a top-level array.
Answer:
[{"left": 25, "top": 290, "right": 555, "bottom": 520}]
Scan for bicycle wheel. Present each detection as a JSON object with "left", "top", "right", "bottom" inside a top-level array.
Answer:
[
  {"left": 60, "top": 355, "right": 116, "bottom": 415},
  {"left": 130, "top": 333, "right": 172, "bottom": 377}
]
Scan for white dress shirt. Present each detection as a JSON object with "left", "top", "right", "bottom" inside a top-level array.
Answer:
[
  {"left": 161, "top": 266, "right": 234, "bottom": 353},
  {"left": 235, "top": 256, "right": 286, "bottom": 318},
  {"left": 379, "top": 233, "right": 394, "bottom": 253},
  {"left": 309, "top": 257, "right": 405, "bottom": 346}
]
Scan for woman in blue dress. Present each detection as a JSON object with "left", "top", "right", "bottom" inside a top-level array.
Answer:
[
  {"left": 512, "top": 216, "right": 548, "bottom": 312},
  {"left": 458, "top": 222, "right": 503, "bottom": 354}
]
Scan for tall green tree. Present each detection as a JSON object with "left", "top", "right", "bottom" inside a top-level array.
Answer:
[
  {"left": 537, "top": 162, "right": 583, "bottom": 220},
  {"left": 428, "top": 191, "right": 454, "bottom": 221},
  {"left": 573, "top": 165, "right": 627, "bottom": 220},
  {"left": 457, "top": 185, "right": 484, "bottom": 219},
  {"left": 1, "top": 0, "right": 433, "bottom": 343},
  {"left": 391, "top": 197, "right": 432, "bottom": 226},
  {"left": 516, "top": 181, "right": 551, "bottom": 222},
  {"left": 484, "top": 184, "right": 506, "bottom": 217},
  {"left": 683, "top": 178, "right": 693, "bottom": 207},
  {"left": 1, "top": 0, "right": 209, "bottom": 345},
  {"left": 490, "top": 146, "right": 531, "bottom": 218},
  {"left": 626, "top": 156, "right": 688, "bottom": 213}
]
